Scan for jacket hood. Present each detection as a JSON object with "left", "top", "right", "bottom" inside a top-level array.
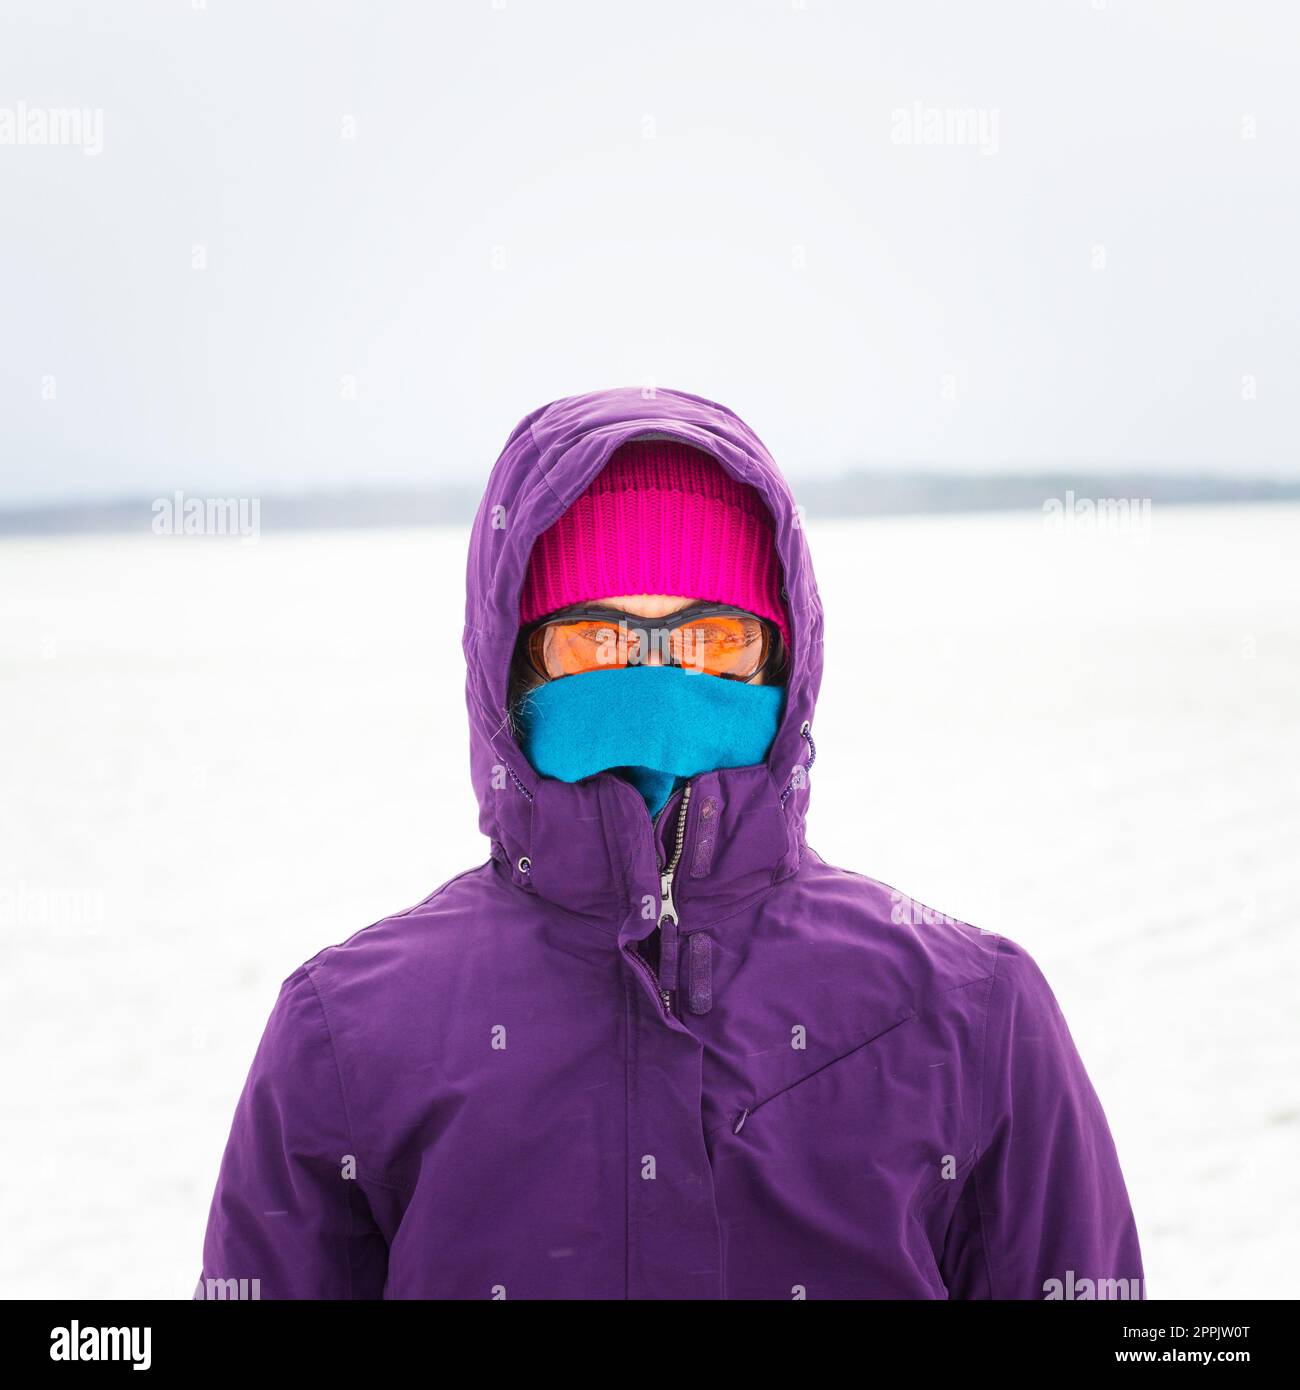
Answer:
[{"left": 463, "top": 386, "right": 824, "bottom": 925}]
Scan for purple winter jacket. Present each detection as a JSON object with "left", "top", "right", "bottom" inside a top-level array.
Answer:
[{"left": 197, "top": 386, "right": 1144, "bottom": 1300}]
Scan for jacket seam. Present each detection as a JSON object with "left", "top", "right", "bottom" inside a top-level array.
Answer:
[
  {"left": 970, "top": 934, "right": 1009, "bottom": 1300},
  {"left": 356, "top": 1169, "right": 416, "bottom": 1195},
  {"left": 494, "top": 853, "right": 787, "bottom": 938},
  {"left": 916, "top": 1146, "right": 980, "bottom": 1220},
  {"left": 594, "top": 777, "right": 637, "bottom": 918},
  {"left": 680, "top": 879, "right": 782, "bottom": 935},
  {"left": 303, "top": 970, "right": 427, "bottom": 1198},
  {"left": 301, "top": 973, "right": 419, "bottom": 1251},
  {"left": 300, "top": 964, "right": 367, "bottom": 1299},
  {"left": 530, "top": 415, "right": 583, "bottom": 518},
  {"left": 298, "top": 865, "right": 492, "bottom": 1201},
  {"left": 623, "top": 971, "right": 636, "bottom": 1300},
  {"left": 492, "top": 860, "right": 626, "bottom": 935},
  {"left": 911, "top": 972, "right": 997, "bottom": 1216},
  {"left": 310, "top": 860, "right": 495, "bottom": 961}
]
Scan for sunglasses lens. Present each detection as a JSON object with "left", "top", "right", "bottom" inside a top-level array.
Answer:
[
  {"left": 530, "top": 612, "right": 769, "bottom": 681},
  {"left": 531, "top": 619, "right": 637, "bottom": 678},
  {"left": 670, "top": 615, "right": 767, "bottom": 678}
]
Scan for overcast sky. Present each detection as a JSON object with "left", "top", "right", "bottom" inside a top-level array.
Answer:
[{"left": 1, "top": 0, "right": 1297, "bottom": 507}]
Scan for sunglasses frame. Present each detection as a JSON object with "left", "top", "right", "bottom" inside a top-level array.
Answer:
[{"left": 521, "top": 601, "right": 785, "bottom": 684}]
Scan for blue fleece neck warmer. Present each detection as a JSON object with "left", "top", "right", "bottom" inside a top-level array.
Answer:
[{"left": 515, "top": 665, "right": 785, "bottom": 819}]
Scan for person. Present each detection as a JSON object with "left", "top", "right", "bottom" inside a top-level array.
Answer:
[{"left": 196, "top": 385, "right": 1144, "bottom": 1300}]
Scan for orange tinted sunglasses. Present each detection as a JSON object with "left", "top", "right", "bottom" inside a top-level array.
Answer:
[{"left": 524, "top": 603, "right": 778, "bottom": 683}]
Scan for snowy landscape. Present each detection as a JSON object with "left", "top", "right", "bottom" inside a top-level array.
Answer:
[{"left": 2, "top": 501, "right": 1297, "bottom": 1299}]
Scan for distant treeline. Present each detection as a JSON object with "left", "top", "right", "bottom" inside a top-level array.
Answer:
[
  {"left": 3, "top": 471, "right": 1299, "bottom": 537},
  {"left": 789, "top": 470, "right": 1300, "bottom": 517}
]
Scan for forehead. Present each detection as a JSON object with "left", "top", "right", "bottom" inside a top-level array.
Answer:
[{"left": 580, "top": 594, "right": 698, "bottom": 618}]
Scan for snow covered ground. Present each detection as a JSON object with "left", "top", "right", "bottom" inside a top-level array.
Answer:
[{"left": 2, "top": 502, "right": 1297, "bottom": 1299}]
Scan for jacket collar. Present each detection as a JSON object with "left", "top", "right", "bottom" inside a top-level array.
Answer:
[{"left": 489, "top": 758, "right": 804, "bottom": 943}]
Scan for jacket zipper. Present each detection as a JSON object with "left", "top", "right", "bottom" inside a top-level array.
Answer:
[{"left": 648, "top": 782, "right": 692, "bottom": 1015}]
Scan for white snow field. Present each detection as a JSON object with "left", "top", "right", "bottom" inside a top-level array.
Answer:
[{"left": 1, "top": 502, "right": 1297, "bottom": 1299}]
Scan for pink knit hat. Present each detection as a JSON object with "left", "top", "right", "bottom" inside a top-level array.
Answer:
[{"left": 520, "top": 438, "right": 790, "bottom": 647}]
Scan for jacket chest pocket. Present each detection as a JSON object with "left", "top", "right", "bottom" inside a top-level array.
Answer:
[{"left": 722, "top": 1008, "right": 919, "bottom": 1137}]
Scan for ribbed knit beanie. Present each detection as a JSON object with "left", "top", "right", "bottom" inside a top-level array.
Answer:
[{"left": 519, "top": 438, "right": 790, "bottom": 647}]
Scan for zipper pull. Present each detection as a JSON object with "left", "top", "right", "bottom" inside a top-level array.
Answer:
[{"left": 658, "top": 869, "right": 677, "bottom": 928}]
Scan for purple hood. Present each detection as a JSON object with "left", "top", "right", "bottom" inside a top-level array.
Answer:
[
  {"left": 198, "top": 386, "right": 1144, "bottom": 1300},
  {"left": 463, "top": 386, "right": 822, "bottom": 918}
]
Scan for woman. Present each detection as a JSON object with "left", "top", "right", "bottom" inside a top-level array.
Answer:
[{"left": 197, "top": 386, "right": 1143, "bottom": 1300}]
